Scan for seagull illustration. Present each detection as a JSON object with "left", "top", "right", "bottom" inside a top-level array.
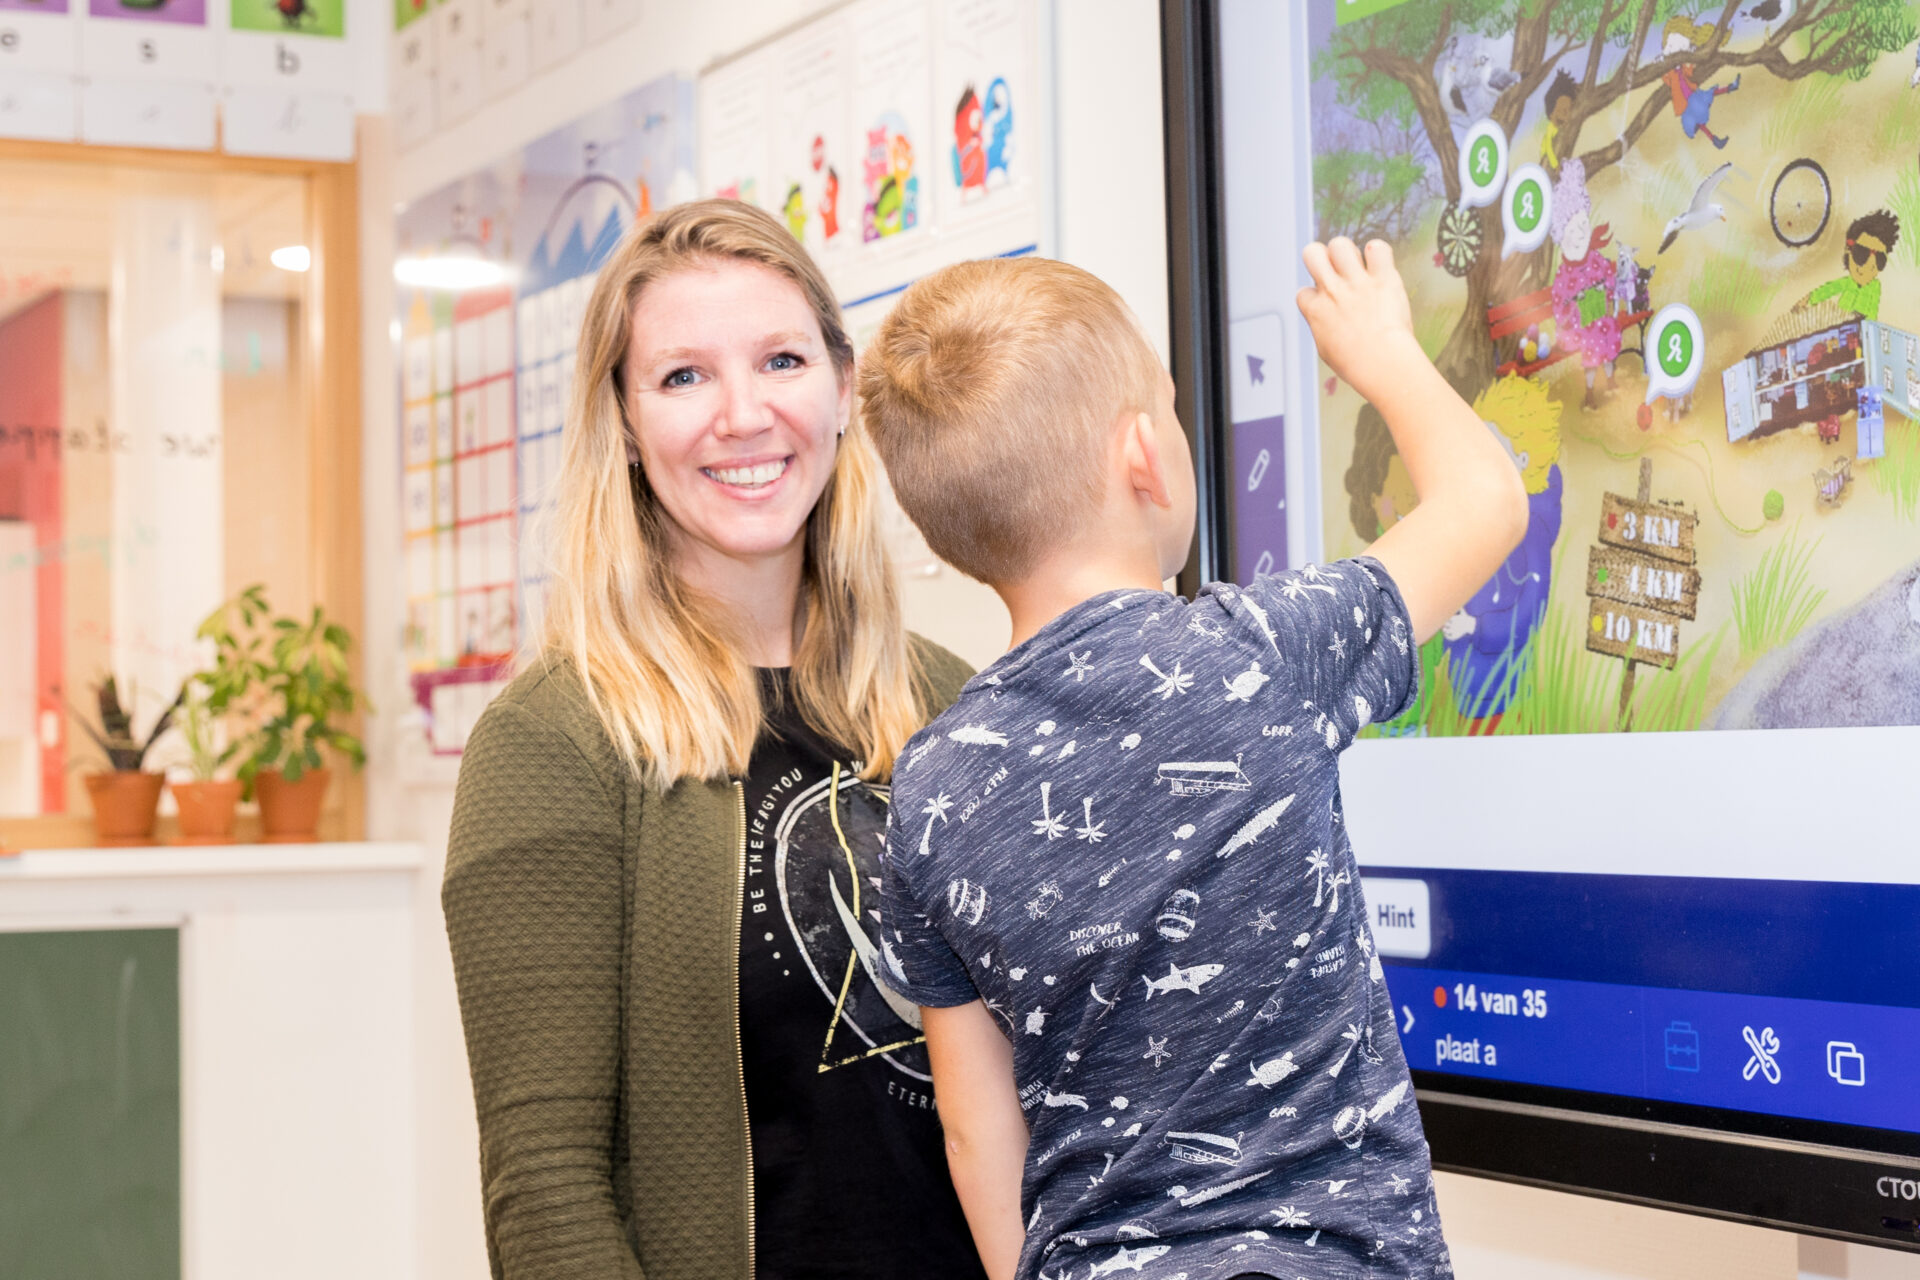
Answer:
[{"left": 1659, "top": 162, "right": 1732, "bottom": 253}]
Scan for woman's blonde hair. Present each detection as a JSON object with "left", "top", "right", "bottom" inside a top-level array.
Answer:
[{"left": 541, "top": 198, "right": 923, "bottom": 789}]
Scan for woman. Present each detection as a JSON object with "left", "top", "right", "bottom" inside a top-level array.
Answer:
[{"left": 444, "top": 200, "right": 983, "bottom": 1280}]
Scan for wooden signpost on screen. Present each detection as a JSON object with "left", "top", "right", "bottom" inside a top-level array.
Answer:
[{"left": 1585, "top": 458, "right": 1700, "bottom": 728}]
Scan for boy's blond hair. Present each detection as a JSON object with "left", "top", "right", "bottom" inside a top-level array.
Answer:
[{"left": 859, "top": 256, "right": 1161, "bottom": 584}]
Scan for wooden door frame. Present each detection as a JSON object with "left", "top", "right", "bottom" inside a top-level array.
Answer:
[{"left": 0, "top": 139, "right": 364, "bottom": 850}]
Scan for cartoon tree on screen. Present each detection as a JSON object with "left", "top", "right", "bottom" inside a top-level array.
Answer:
[{"left": 1322, "top": 0, "right": 1915, "bottom": 401}]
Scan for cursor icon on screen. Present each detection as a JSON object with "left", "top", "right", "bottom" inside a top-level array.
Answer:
[{"left": 1248, "top": 354, "right": 1266, "bottom": 385}]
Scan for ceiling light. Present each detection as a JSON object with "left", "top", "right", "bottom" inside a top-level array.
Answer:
[
  {"left": 270, "top": 245, "right": 311, "bottom": 272},
  {"left": 393, "top": 253, "right": 513, "bottom": 292}
]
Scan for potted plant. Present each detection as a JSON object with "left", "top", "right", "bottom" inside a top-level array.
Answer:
[
  {"left": 169, "top": 677, "right": 243, "bottom": 843},
  {"left": 198, "top": 585, "right": 367, "bottom": 843},
  {"left": 70, "top": 676, "right": 182, "bottom": 845}
]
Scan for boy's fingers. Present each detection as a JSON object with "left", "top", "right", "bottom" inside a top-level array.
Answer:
[
  {"left": 1364, "top": 238, "right": 1398, "bottom": 277},
  {"left": 1301, "top": 242, "right": 1339, "bottom": 295},
  {"left": 1327, "top": 236, "right": 1366, "bottom": 281}
]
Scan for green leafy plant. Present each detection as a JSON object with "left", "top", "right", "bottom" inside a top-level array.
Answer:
[
  {"left": 175, "top": 677, "right": 236, "bottom": 783},
  {"left": 1731, "top": 525, "right": 1828, "bottom": 660},
  {"left": 196, "top": 585, "right": 368, "bottom": 788},
  {"left": 66, "top": 675, "right": 182, "bottom": 772}
]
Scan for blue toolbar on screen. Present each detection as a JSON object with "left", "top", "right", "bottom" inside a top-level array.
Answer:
[{"left": 1360, "top": 869, "right": 1920, "bottom": 1135}]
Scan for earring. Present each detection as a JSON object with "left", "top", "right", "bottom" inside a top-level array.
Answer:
[{"left": 837, "top": 424, "right": 847, "bottom": 437}]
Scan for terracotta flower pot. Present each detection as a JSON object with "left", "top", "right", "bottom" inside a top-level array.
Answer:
[
  {"left": 254, "top": 768, "right": 332, "bottom": 843},
  {"left": 171, "top": 779, "right": 243, "bottom": 844},
  {"left": 84, "top": 771, "right": 167, "bottom": 845}
]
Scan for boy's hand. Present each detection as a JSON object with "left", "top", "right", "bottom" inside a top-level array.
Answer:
[{"left": 1296, "top": 237, "right": 1419, "bottom": 403}]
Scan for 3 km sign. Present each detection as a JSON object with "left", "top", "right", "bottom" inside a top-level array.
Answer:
[{"left": 1585, "top": 458, "right": 1700, "bottom": 721}]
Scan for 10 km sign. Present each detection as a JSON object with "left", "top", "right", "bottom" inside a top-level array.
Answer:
[{"left": 1585, "top": 463, "right": 1700, "bottom": 675}]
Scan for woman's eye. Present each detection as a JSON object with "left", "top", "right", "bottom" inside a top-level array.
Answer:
[
  {"left": 767, "top": 352, "right": 803, "bottom": 372},
  {"left": 663, "top": 368, "right": 700, "bottom": 388}
]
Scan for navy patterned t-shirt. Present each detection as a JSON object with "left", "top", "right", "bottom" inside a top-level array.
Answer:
[{"left": 878, "top": 559, "right": 1453, "bottom": 1280}]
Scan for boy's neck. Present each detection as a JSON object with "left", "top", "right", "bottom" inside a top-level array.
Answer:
[{"left": 997, "top": 548, "right": 1171, "bottom": 650}]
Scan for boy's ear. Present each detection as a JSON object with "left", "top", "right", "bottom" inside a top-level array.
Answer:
[{"left": 1123, "top": 410, "right": 1173, "bottom": 510}]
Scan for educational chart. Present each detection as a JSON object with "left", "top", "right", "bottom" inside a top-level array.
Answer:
[
  {"left": 1309, "top": 1, "right": 1920, "bottom": 737},
  {"left": 699, "top": 0, "right": 1048, "bottom": 316},
  {"left": 394, "top": 74, "right": 696, "bottom": 755}
]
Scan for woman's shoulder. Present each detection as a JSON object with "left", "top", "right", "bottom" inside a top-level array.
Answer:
[
  {"left": 907, "top": 632, "right": 974, "bottom": 714},
  {"left": 460, "top": 653, "right": 622, "bottom": 785}
]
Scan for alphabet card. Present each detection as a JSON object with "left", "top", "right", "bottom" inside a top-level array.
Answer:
[
  {"left": 0, "top": 0, "right": 79, "bottom": 140},
  {"left": 219, "top": 0, "right": 352, "bottom": 156},
  {"left": 82, "top": 0, "right": 215, "bottom": 84}
]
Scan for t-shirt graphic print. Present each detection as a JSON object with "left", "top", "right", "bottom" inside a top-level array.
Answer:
[{"left": 879, "top": 559, "right": 1453, "bottom": 1280}]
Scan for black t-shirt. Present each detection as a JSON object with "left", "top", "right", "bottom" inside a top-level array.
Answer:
[{"left": 738, "top": 669, "right": 987, "bottom": 1280}]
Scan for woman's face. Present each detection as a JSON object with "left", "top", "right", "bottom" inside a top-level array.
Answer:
[{"left": 625, "top": 259, "right": 849, "bottom": 584}]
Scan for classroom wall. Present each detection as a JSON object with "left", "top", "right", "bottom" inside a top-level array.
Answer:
[{"left": 358, "top": 4, "right": 1916, "bottom": 1277}]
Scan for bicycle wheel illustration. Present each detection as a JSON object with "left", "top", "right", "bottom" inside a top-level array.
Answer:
[
  {"left": 1769, "top": 158, "right": 1831, "bottom": 248},
  {"left": 1436, "top": 203, "right": 1483, "bottom": 277}
]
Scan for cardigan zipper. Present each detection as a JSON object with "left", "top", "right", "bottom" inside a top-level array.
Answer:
[{"left": 731, "top": 780, "right": 756, "bottom": 1277}]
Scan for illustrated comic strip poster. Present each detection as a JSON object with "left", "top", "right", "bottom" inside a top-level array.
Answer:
[{"left": 1310, "top": 1, "right": 1920, "bottom": 738}]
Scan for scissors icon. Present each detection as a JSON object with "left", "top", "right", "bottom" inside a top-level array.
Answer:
[{"left": 1742, "top": 1025, "right": 1782, "bottom": 1084}]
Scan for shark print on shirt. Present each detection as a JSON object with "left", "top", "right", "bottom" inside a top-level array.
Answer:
[{"left": 879, "top": 558, "right": 1449, "bottom": 1280}]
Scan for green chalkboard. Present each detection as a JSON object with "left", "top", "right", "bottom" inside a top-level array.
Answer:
[{"left": 0, "top": 928, "right": 180, "bottom": 1280}]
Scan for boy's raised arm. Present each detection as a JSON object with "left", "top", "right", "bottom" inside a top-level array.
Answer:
[
  {"left": 1296, "top": 237, "right": 1529, "bottom": 642},
  {"left": 924, "top": 1000, "right": 1029, "bottom": 1280}
]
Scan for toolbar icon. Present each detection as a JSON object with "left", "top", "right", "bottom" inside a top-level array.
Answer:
[
  {"left": 1743, "top": 1025, "right": 1782, "bottom": 1084},
  {"left": 1663, "top": 1022, "right": 1701, "bottom": 1073},
  {"left": 1826, "top": 1041, "right": 1866, "bottom": 1087}
]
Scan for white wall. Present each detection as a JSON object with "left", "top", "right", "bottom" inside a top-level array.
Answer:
[{"left": 361, "top": 4, "right": 1920, "bottom": 1278}]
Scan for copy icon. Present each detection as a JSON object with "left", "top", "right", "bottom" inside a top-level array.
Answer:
[{"left": 1826, "top": 1041, "right": 1866, "bottom": 1087}]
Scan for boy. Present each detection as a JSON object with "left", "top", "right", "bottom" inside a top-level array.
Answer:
[{"left": 861, "top": 239, "right": 1526, "bottom": 1280}]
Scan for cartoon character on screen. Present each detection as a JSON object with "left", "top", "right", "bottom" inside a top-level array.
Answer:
[
  {"left": 1549, "top": 160, "right": 1621, "bottom": 410},
  {"left": 951, "top": 84, "right": 988, "bottom": 200},
  {"left": 1439, "top": 377, "right": 1564, "bottom": 734},
  {"left": 1344, "top": 402, "right": 1417, "bottom": 545},
  {"left": 1660, "top": 17, "right": 1741, "bottom": 151},
  {"left": 983, "top": 77, "right": 1014, "bottom": 186},
  {"left": 819, "top": 166, "right": 841, "bottom": 241},
  {"left": 782, "top": 183, "right": 807, "bottom": 241},
  {"left": 1794, "top": 209, "right": 1899, "bottom": 322},
  {"left": 1541, "top": 69, "right": 1576, "bottom": 172}
]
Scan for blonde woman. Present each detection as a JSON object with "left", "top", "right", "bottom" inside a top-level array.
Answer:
[{"left": 444, "top": 200, "right": 984, "bottom": 1280}]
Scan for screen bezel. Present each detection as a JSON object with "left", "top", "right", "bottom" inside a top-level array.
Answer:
[{"left": 1156, "top": 0, "right": 1920, "bottom": 1252}]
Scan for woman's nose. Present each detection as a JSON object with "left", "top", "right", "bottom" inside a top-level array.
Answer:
[{"left": 715, "top": 371, "right": 776, "bottom": 438}]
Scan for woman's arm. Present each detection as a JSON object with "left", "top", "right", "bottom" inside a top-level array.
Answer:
[
  {"left": 924, "top": 1001, "right": 1029, "bottom": 1280},
  {"left": 444, "top": 697, "right": 644, "bottom": 1280}
]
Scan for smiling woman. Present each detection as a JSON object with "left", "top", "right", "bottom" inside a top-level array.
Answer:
[{"left": 441, "top": 200, "right": 985, "bottom": 1280}]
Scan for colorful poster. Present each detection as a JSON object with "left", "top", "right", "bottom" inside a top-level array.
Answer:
[
  {"left": 932, "top": 0, "right": 1033, "bottom": 225},
  {"left": 394, "top": 73, "right": 696, "bottom": 755},
  {"left": 772, "top": 17, "right": 853, "bottom": 259},
  {"left": 698, "top": 45, "right": 773, "bottom": 211},
  {"left": 1305, "top": 2, "right": 1920, "bottom": 737},
  {"left": 229, "top": 0, "right": 341, "bottom": 37},
  {"left": 849, "top": 0, "right": 932, "bottom": 248}
]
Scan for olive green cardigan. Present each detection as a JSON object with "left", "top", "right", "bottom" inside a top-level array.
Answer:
[{"left": 443, "top": 636, "right": 973, "bottom": 1280}]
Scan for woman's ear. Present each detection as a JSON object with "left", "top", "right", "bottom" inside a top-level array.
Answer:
[{"left": 1123, "top": 410, "right": 1174, "bottom": 510}]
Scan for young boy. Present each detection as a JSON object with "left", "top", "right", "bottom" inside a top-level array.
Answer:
[{"left": 861, "top": 239, "right": 1526, "bottom": 1280}]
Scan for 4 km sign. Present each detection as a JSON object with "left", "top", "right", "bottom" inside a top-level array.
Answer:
[{"left": 1585, "top": 459, "right": 1699, "bottom": 719}]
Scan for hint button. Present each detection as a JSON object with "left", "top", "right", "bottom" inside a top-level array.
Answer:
[{"left": 1361, "top": 877, "right": 1431, "bottom": 959}]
